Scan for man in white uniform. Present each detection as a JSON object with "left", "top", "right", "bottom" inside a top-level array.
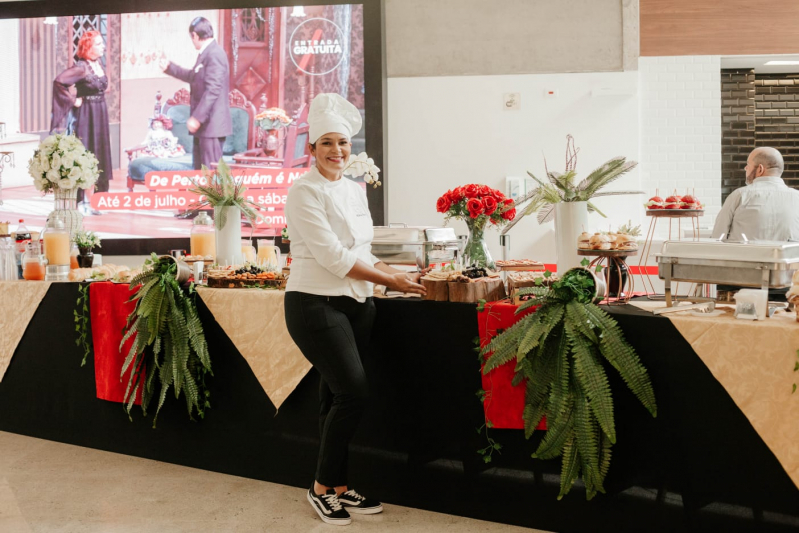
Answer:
[
  {"left": 712, "top": 147, "right": 799, "bottom": 242},
  {"left": 712, "top": 147, "right": 799, "bottom": 300}
]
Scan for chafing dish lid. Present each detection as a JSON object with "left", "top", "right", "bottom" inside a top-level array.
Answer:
[
  {"left": 657, "top": 239, "right": 799, "bottom": 263},
  {"left": 372, "top": 225, "right": 457, "bottom": 244}
]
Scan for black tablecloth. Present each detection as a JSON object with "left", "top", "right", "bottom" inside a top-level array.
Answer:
[{"left": 0, "top": 285, "right": 796, "bottom": 533}]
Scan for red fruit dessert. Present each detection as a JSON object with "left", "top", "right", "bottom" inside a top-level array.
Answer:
[
  {"left": 681, "top": 194, "right": 698, "bottom": 209},
  {"left": 645, "top": 196, "right": 665, "bottom": 209},
  {"left": 664, "top": 195, "right": 682, "bottom": 210}
]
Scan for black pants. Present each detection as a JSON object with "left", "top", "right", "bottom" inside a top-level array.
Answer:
[
  {"left": 193, "top": 136, "right": 226, "bottom": 169},
  {"left": 284, "top": 291, "right": 376, "bottom": 487}
]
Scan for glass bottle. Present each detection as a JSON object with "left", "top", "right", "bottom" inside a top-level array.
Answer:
[
  {"left": 14, "top": 219, "right": 31, "bottom": 278},
  {"left": 190, "top": 211, "right": 216, "bottom": 260},
  {"left": 22, "top": 241, "right": 46, "bottom": 281},
  {"left": 70, "top": 244, "right": 80, "bottom": 270},
  {"left": 43, "top": 216, "right": 70, "bottom": 281}
]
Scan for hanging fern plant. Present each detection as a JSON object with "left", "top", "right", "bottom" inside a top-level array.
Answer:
[
  {"left": 121, "top": 254, "right": 212, "bottom": 426},
  {"left": 481, "top": 266, "right": 657, "bottom": 499}
]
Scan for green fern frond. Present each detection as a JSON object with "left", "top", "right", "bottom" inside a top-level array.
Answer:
[
  {"left": 583, "top": 304, "right": 657, "bottom": 417},
  {"left": 566, "top": 322, "right": 615, "bottom": 442},
  {"left": 565, "top": 302, "right": 598, "bottom": 344},
  {"left": 517, "top": 305, "right": 564, "bottom": 360},
  {"left": 533, "top": 397, "right": 574, "bottom": 460},
  {"left": 522, "top": 345, "right": 557, "bottom": 438},
  {"left": 482, "top": 314, "right": 539, "bottom": 373},
  {"left": 573, "top": 377, "right": 602, "bottom": 498},
  {"left": 557, "top": 435, "right": 581, "bottom": 500}
]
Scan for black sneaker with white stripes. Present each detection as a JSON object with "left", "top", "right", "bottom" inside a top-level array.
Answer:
[
  {"left": 337, "top": 489, "right": 383, "bottom": 514},
  {"left": 307, "top": 487, "right": 351, "bottom": 525}
]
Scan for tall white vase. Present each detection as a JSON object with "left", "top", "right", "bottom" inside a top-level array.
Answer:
[
  {"left": 554, "top": 201, "right": 589, "bottom": 275},
  {"left": 214, "top": 206, "right": 243, "bottom": 265}
]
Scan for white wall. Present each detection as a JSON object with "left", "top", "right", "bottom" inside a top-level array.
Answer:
[
  {"left": 387, "top": 71, "right": 640, "bottom": 264},
  {"left": 638, "top": 56, "right": 722, "bottom": 240}
]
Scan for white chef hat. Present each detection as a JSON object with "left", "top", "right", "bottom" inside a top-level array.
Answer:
[{"left": 308, "top": 93, "right": 362, "bottom": 144}]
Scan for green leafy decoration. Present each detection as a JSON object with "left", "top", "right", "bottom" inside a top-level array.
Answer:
[
  {"left": 480, "top": 267, "right": 657, "bottom": 499},
  {"left": 120, "top": 254, "right": 212, "bottom": 426},
  {"left": 74, "top": 283, "right": 92, "bottom": 366},
  {"left": 187, "top": 159, "right": 263, "bottom": 230},
  {"left": 505, "top": 135, "right": 642, "bottom": 231}
]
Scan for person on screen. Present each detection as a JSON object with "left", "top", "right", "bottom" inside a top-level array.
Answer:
[
  {"left": 51, "top": 30, "right": 113, "bottom": 215},
  {"left": 159, "top": 17, "right": 232, "bottom": 170},
  {"left": 283, "top": 93, "right": 426, "bottom": 526}
]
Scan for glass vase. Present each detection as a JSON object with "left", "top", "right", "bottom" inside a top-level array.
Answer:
[
  {"left": 462, "top": 218, "right": 495, "bottom": 270},
  {"left": 51, "top": 188, "right": 83, "bottom": 241},
  {"left": 262, "top": 129, "right": 280, "bottom": 156}
]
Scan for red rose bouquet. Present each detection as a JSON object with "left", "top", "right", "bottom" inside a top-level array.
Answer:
[
  {"left": 436, "top": 184, "right": 516, "bottom": 269},
  {"left": 436, "top": 184, "right": 516, "bottom": 225}
]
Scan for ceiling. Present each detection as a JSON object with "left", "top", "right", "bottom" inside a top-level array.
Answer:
[{"left": 721, "top": 55, "right": 799, "bottom": 74}]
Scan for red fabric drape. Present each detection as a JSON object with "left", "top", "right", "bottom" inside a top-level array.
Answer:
[
  {"left": 89, "top": 282, "right": 142, "bottom": 405},
  {"left": 477, "top": 301, "right": 546, "bottom": 431}
]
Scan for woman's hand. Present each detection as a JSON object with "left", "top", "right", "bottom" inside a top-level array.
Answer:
[
  {"left": 74, "top": 97, "right": 82, "bottom": 108},
  {"left": 386, "top": 272, "right": 426, "bottom": 295}
]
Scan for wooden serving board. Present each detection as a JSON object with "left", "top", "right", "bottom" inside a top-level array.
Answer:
[
  {"left": 448, "top": 278, "right": 506, "bottom": 303},
  {"left": 497, "top": 264, "right": 546, "bottom": 272},
  {"left": 207, "top": 277, "right": 287, "bottom": 289},
  {"left": 421, "top": 278, "right": 449, "bottom": 301}
]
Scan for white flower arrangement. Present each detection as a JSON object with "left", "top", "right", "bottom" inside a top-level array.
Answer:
[
  {"left": 343, "top": 152, "right": 381, "bottom": 188},
  {"left": 27, "top": 134, "right": 100, "bottom": 193}
]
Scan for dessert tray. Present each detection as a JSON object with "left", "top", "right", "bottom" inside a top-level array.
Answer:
[
  {"left": 420, "top": 266, "right": 505, "bottom": 303},
  {"left": 206, "top": 265, "right": 287, "bottom": 289}
]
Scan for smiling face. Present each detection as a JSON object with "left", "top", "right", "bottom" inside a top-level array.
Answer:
[
  {"left": 88, "top": 35, "right": 105, "bottom": 60},
  {"left": 310, "top": 133, "right": 351, "bottom": 180}
]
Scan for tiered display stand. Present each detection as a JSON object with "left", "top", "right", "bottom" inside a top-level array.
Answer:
[
  {"left": 639, "top": 209, "right": 704, "bottom": 301},
  {"left": 578, "top": 249, "right": 638, "bottom": 305}
]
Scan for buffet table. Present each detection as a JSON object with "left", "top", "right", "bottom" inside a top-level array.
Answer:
[{"left": 0, "top": 283, "right": 797, "bottom": 533}]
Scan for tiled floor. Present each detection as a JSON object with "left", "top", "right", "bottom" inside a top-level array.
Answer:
[{"left": 0, "top": 431, "right": 546, "bottom": 533}]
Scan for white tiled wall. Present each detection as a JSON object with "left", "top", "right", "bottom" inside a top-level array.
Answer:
[{"left": 639, "top": 56, "right": 722, "bottom": 240}]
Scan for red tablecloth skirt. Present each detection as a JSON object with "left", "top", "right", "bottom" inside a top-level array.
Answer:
[
  {"left": 89, "top": 282, "right": 142, "bottom": 405},
  {"left": 477, "top": 301, "right": 546, "bottom": 431}
]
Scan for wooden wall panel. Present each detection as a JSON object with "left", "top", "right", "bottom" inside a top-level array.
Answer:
[{"left": 641, "top": 0, "right": 799, "bottom": 56}]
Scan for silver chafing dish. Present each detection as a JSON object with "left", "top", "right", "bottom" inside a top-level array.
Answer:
[
  {"left": 656, "top": 239, "right": 799, "bottom": 305},
  {"left": 372, "top": 225, "right": 460, "bottom": 269}
]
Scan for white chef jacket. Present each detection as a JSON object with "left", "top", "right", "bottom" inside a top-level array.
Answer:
[
  {"left": 285, "top": 167, "right": 379, "bottom": 302},
  {"left": 712, "top": 176, "right": 799, "bottom": 242}
]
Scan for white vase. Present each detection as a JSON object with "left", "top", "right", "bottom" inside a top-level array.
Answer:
[
  {"left": 554, "top": 201, "right": 589, "bottom": 275},
  {"left": 214, "top": 206, "right": 243, "bottom": 266}
]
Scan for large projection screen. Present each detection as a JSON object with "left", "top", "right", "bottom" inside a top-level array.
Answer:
[{"left": 0, "top": 0, "right": 384, "bottom": 255}]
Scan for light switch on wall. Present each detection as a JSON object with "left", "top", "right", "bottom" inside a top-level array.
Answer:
[{"left": 503, "top": 93, "right": 521, "bottom": 110}]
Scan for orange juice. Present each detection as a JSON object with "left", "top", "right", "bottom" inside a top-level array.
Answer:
[
  {"left": 257, "top": 246, "right": 278, "bottom": 268},
  {"left": 70, "top": 254, "right": 79, "bottom": 269},
  {"left": 191, "top": 231, "right": 216, "bottom": 258},
  {"left": 43, "top": 231, "right": 70, "bottom": 266},
  {"left": 241, "top": 243, "right": 256, "bottom": 263},
  {"left": 23, "top": 260, "right": 45, "bottom": 280}
]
